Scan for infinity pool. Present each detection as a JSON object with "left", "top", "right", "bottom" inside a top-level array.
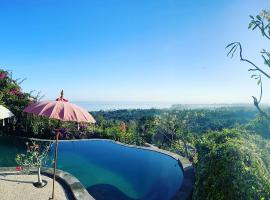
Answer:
[{"left": 0, "top": 136, "right": 183, "bottom": 200}]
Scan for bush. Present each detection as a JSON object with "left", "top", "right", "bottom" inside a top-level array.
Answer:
[
  {"left": 0, "top": 69, "right": 58, "bottom": 137},
  {"left": 193, "top": 129, "right": 270, "bottom": 200}
]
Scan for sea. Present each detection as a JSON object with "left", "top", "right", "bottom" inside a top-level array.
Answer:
[
  {"left": 72, "top": 101, "right": 259, "bottom": 112},
  {"left": 72, "top": 101, "right": 173, "bottom": 111}
]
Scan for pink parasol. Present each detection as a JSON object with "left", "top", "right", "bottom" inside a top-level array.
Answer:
[
  {"left": 23, "top": 90, "right": 95, "bottom": 199},
  {"left": 24, "top": 99, "right": 96, "bottom": 123}
]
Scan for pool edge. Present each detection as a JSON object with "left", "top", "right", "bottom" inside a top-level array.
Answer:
[{"left": 7, "top": 136, "right": 195, "bottom": 200}]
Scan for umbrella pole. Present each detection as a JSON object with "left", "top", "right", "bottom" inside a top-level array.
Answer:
[{"left": 52, "top": 130, "right": 59, "bottom": 199}]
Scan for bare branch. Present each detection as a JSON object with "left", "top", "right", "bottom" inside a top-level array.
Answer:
[
  {"left": 238, "top": 43, "right": 270, "bottom": 79},
  {"left": 228, "top": 42, "right": 270, "bottom": 79}
]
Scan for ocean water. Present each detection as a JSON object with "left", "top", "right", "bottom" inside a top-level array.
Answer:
[
  {"left": 72, "top": 101, "right": 259, "bottom": 112},
  {"left": 72, "top": 101, "right": 173, "bottom": 111}
]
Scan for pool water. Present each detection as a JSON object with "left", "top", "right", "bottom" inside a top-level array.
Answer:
[{"left": 0, "top": 136, "right": 183, "bottom": 200}]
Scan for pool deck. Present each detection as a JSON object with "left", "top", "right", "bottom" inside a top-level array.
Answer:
[
  {"left": 0, "top": 167, "right": 94, "bottom": 200},
  {"left": 0, "top": 171, "right": 68, "bottom": 200}
]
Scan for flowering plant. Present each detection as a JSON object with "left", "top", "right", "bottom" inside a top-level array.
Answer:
[
  {"left": 9, "top": 88, "right": 21, "bottom": 96},
  {"left": 15, "top": 140, "right": 52, "bottom": 187},
  {"left": 0, "top": 72, "right": 6, "bottom": 80}
]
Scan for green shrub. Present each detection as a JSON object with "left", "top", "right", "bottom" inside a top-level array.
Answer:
[
  {"left": 0, "top": 69, "right": 59, "bottom": 138},
  {"left": 193, "top": 129, "right": 270, "bottom": 200}
]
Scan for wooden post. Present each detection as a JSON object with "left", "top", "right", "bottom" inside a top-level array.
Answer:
[{"left": 51, "top": 130, "right": 59, "bottom": 199}]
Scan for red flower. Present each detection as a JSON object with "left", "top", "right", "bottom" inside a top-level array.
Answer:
[{"left": 120, "top": 122, "right": 126, "bottom": 132}]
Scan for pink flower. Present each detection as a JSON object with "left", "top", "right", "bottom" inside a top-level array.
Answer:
[
  {"left": 0, "top": 73, "right": 6, "bottom": 80},
  {"left": 16, "top": 166, "right": 23, "bottom": 171},
  {"left": 9, "top": 88, "right": 22, "bottom": 96}
]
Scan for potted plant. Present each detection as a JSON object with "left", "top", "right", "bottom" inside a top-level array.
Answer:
[{"left": 15, "top": 140, "right": 52, "bottom": 188}]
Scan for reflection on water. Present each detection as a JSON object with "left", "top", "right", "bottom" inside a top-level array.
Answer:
[{"left": 87, "top": 184, "right": 136, "bottom": 200}]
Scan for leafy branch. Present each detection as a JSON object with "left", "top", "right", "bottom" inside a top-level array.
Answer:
[
  {"left": 226, "top": 42, "right": 270, "bottom": 118},
  {"left": 225, "top": 10, "right": 270, "bottom": 119},
  {"left": 248, "top": 10, "right": 270, "bottom": 40}
]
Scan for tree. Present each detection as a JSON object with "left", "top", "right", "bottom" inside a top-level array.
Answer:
[
  {"left": 177, "top": 113, "right": 193, "bottom": 158},
  {"left": 226, "top": 10, "right": 270, "bottom": 119},
  {"left": 154, "top": 113, "right": 192, "bottom": 158},
  {"left": 155, "top": 114, "right": 179, "bottom": 147},
  {"left": 136, "top": 116, "right": 157, "bottom": 143}
]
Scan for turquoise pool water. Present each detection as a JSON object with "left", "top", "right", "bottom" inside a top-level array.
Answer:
[{"left": 0, "top": 136, "right": 183, "bottom": 200}]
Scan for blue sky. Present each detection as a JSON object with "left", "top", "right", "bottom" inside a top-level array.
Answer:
[{"left": 1, "top": 0, "right": 269, "bottom": 103}]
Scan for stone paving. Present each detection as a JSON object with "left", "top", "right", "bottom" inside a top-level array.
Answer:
[{"left": 0, "top": 171, "right": 68, "bottom": 200}]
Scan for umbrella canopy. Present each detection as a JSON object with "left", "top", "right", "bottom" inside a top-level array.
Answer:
[
  {"left": 23, "top": 90, "right": 95, "bottom": 198},
  {"left": 23, "top": 93, "right": 95, "bottom": 123},
  {"left": 0, "top": 105, "right": 14, "bottom": 120}
]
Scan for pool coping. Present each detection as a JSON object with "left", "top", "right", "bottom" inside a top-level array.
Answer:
[
  {"left": 5, "top": 136, "right": 194, "bottom": 200},
  {"left": 0, "top": 167, "right": 95, "bottom": 200}
]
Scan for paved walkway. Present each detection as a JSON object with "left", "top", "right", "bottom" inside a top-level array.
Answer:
[{"left": 0, "top": 171, "right": 68, "bottom": 200}]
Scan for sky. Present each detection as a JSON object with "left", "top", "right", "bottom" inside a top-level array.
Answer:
[{"left": 0, "top": 0, "right": 269, "bottom": 103}]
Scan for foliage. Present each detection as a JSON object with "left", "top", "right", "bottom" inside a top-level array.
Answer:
[
  {"left": 246, "top": 115, "right": 270, "bottom": 138},
  {"left": 193, "top": 129, "right": 270, "bottom": 200},
  {"left": 0, "top": 69, "right": 85, "bottom": 138},
  {"left": 92, "top": 108, "right": 164, "bottom": 122},
  {"left": 0, "top": 69, "right": 58, "bottom": 137},
  {"left": 248, "top": 10, "right": 270, "bottom": 39},
  {"left": 246, "top": 133, "right": 270, "bottom": 174},
  {"left": 136, "top": 116, "right": 158, "bottom": 143},
  {"left": 192, "top": 10, "right": 270, "bottom": 198}
]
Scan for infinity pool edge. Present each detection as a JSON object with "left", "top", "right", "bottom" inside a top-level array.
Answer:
[{"left": 4, "top": 136, "right": 194, "bottom": 200}]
